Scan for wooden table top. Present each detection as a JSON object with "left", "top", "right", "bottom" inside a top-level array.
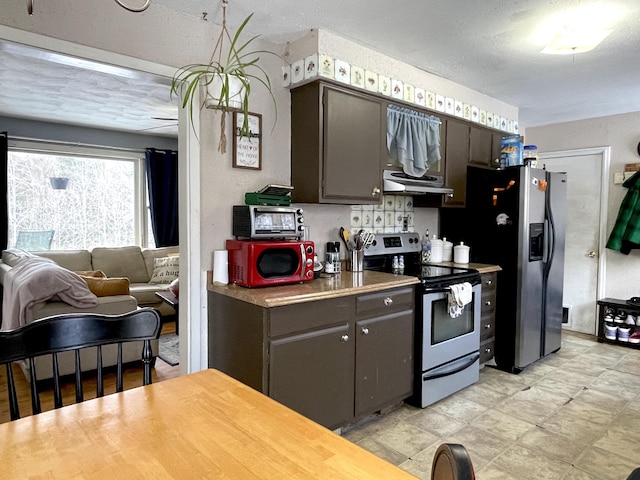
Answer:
[{"left": 0, "top": 369, "right": 417, "bottom": 479}]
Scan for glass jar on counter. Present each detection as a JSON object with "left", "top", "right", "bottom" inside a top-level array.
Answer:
[{"left": 325, "top": 241, "right": 341, "bottom": 274}]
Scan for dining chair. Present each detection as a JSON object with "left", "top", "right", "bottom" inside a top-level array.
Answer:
[
  {"left": 14, "top": 230, "right": 55, "bottom": 251},
  {"left": 0, "top": 308, "right": 161, "bottom": 421},
  {"left": 431, "top": 443, "right": 475, "bottom": 480}
]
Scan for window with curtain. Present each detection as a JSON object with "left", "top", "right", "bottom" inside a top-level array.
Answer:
[{"left": 6, "top": 139, "right": 153, "bottom": 250}]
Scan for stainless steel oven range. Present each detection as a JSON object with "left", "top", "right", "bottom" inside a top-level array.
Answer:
[{"left": 364, "top": 232, "right": 482, "bottom": 408}]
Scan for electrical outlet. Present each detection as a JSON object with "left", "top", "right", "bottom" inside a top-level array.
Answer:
[{"left": 614, "top": 172, "right": 624, "bottom": 184}]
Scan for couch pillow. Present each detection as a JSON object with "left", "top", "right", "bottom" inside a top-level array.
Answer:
[
  {"left": 79, "top": 276, "right": 130, "bottom": 297},
  {"left": 149, "top": 256, "right": 180, "bottom": 284},
  {"left": 142, "top": 246, "right": 179, "bottom": 280},
  {"left": 75, "top": 270, "right": 106, "bottom": 278},
  {"left": 91, "top": 246, "right": 149, "bottom": 283}
]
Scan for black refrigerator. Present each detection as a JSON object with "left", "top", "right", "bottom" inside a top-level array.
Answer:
[{"left": 443, "top": 165, "right": 567, "bottom": 373}]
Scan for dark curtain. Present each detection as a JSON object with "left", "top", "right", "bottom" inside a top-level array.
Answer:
[
  {"left": 0, "top": 132, "right": 6, "bottom": 327},
  {"left": 0, "top": 132, "right": 7, "bottom": 251},
  {"left": 145, "top": 148, "right": 178, "bottom": 247}
]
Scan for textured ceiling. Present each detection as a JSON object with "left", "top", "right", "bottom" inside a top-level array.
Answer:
[{"left": 1, "top": 0, "right": 639, "bottom": 137}]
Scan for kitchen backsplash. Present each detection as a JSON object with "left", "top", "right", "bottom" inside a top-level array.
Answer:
[{"left": 350, "top": 195, "right": 415, "bottom": 233}]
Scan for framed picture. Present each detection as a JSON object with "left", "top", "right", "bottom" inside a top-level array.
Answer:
[{"left": 232, "top": 112, "right": 262, "bottom": 170}]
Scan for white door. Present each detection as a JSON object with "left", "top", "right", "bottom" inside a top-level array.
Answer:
[{"left": 539, "top": 148, "right": 610, "bottom": 335}]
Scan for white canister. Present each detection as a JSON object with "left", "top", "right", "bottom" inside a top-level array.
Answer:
[
  {"left": 442, "top": 238, "right": 453, "bottom": 262},
  {"left": 453, "top": 242, "right": 470, "bottom": 264},
  {"left": 430, "top": 238, "right": 444, "bottom": 263}
]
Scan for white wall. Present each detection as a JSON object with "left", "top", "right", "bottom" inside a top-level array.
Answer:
[{"left": 526, "top": 112, "right": 640, "bottom": 300}]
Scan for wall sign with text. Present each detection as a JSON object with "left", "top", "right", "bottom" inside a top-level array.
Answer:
[{"left": 233, "top": 112, "right": 262, "bottom": 170}]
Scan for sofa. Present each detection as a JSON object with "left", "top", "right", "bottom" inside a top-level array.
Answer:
[{"left": 0, "top": 245, "right": 179, "bottom": 380}]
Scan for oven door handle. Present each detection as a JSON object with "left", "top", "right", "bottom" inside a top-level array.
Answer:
[
  {"left": 423, "top": 286, "right": 451, "bottom": 294},
  {"left": 422, "top": 352, "right": 480, "bottom": 381}
]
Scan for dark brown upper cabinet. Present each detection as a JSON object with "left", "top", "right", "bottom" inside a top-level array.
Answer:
[
  {"left": 291, "top": 81, "right": 384, "bottom": 204},
  {"left": 291, "top": 80, "right": 505, "bottom": 207}
]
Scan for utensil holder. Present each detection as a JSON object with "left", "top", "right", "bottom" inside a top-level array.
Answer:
[{"left": 349, "top": 250, "right": 364, "bottom": 272}]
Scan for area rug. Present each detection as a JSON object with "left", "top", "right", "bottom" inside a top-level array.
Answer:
[{"left": 158, "top": 333, "right": 179, "bottom": 366}]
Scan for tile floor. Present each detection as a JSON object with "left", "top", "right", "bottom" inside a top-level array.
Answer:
[{"left": 342, "top": 332, "right": 640, "bottom": 480}]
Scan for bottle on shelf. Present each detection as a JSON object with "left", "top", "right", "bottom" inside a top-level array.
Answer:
[{"left": 421, "top": 229, "right": 431, "bottom": 264}]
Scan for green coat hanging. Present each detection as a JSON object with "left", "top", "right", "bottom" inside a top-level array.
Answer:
[{"left": 607, "top": 170, "right": 640, "bottom": 254}]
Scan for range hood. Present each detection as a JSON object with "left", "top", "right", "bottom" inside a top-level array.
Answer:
[{"left": 383, "top": 170, "right": 454, "bottom": 196}]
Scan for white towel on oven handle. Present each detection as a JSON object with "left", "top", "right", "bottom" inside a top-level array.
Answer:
[{"left": 448, "top": 282, "right": 473, "bottom": 318}]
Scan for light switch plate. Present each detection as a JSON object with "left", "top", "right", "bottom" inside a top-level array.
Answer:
[{"left": 614, "top": 172, "right": 624, "bottom": 184}]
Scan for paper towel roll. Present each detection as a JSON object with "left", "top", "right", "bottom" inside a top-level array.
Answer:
[{"left": 212, "top": 249, "right": 229, "bottom": 285}]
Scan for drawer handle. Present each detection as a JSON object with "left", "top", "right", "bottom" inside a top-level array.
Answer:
[
  {"left": 484, "top": 324, "right": 492, "bottom": 329},
  {"left": 341, "top": 334, "right": 349, "bottom": 342},
  {"left": 484, "top": 347, "right": 492, "bottom": 354},
  {"left": 383, "top": 297, "right": 393, "bottom": 306},
  {"left": 485, "top": 301, "right": 491, "bottom": 306},
  {"left": 361, "top": 327, "right": 369, "bottom": 335},
  {"left": 485, "top": 279, "right": 493, "bottom": 285}
]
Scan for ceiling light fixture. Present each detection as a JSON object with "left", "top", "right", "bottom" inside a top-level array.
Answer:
[
  {"left": 541, "top": 28, "right": 612, "bottom": 55},
  {"left": 539, "top": 4, "right": 619, "bottom": 55}
]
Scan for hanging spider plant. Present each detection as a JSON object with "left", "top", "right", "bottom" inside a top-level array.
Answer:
[{"left": 171, "top": 9, "right": 280, "bottom": 153}]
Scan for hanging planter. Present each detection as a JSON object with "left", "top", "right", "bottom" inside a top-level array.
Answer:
[
  {"left": 49, "top": 177, "right": 69, "bottom": 190},
  {"left": 170, "top": 2, "right": 281, "bottom": 153},
  {"left": 204, "top": 74, "right": 245, "bottom": 111}
]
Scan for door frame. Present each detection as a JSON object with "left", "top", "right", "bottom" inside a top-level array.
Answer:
[
  {"left": 539, "top": 146, "right": 610, "bottom": 331},
  {"left": 0, "top": 25, "right": 205, "bottom": 374}
]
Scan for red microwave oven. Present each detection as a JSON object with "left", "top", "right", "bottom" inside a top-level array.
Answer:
[{"left": 226, "top": 239, "right": 315, "bottom": 287}]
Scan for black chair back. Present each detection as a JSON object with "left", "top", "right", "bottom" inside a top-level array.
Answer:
[{"left": 0, "top": 308, "right": 161, "bottom": 420}]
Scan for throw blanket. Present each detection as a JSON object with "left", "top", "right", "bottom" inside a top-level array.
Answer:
[
  {"left": 2, "top": 256, "right": 98, "bottom": 331},
  {"left": 606, "top": 171, "right": 640, "bottom": 254},
  {"left": 448, "top": 282, "right": 473, "bottom": 318}
]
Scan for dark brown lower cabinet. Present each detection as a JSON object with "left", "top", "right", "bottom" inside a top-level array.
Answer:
[
  {"left": 269, "top": 322, "right": 354, "bottom": 429},
  {"left": 479, "top": 272, "right": 498, "bottom": 364},
  {"left": 355, "top": 310, "right": 413, "bottom": 417},
  {"left": 208, "top": 286, "right": 414, "bottom": 430}
]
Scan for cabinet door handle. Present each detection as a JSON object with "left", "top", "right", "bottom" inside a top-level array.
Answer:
[
  {"left": 485, "top": 300, "right": 491, "bottom": 306},
  {"left": 485, "top": 279, "right": 492, "bottom": 285},
  {"left": 383, "top": 297, "right": 393, "bottom": 306},
  {"left": 340, "top": 334, "right": 349, "bottom": 342},
  {"left": 372, "top": 187, "right": 381, "bottom": 196},
  {"left": 361, "top": 327, "right": 369, "bottom": 335},
  {"left": 484, "top": 324, "right": 492, "bottom": 329},
  {"left": 484, "top": 347, "right": 492, "bottom": 354}
]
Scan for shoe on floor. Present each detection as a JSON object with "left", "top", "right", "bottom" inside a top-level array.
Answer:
[
  {"left": 618, "top": 326, "right": 631, "bottom": 342},
  {"left": 627, "top": 315, "right": 637, "bottom": 325},
  {"left": 605, "top": 324, "right": 618, "bottom": 340},
  {"left": 630, "top": 331, "right": 640, "bottom": 344},
  {"left": 615, "top": 315, "right": 625, "bottom": 323}
]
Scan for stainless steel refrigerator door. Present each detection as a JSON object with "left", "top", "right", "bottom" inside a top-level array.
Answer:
[
  {"left": 515, "top": 167, "right": 547, "bottom": 370},
  {"left": 543, "top": 171, "right": 567, "bottom": 356}
]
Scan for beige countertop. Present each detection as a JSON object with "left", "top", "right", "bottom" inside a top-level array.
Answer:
[{"left": 208, "top": 270, "right": 419, "bottom": 308}]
